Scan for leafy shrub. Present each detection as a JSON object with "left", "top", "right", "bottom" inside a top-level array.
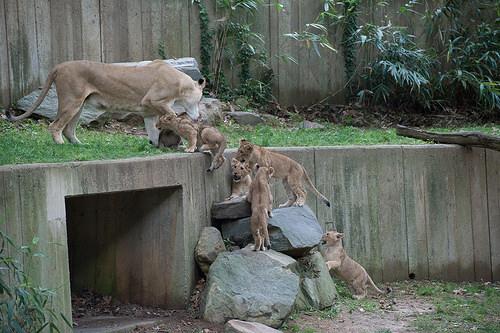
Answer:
[{"left": 0, "top": 230, "right": 70, "bottom": 332}]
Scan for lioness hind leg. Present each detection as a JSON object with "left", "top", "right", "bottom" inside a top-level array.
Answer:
[
  {"left": 49, "top": 99, "right": 85, "bottom": 144},
  {"left": 291, "top": 183, "right": 307, "bottom": 206},
  {"left": 63, "top": 108, "right": 84, "bottom": 144}
]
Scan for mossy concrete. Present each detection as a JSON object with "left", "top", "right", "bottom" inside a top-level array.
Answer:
[{"left": 0, "top": 145, "right": 498, "bottom": 331}]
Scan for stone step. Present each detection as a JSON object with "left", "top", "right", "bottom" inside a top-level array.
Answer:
[{"left": 211, "top": 196, "right": 251, "bottom": 221}]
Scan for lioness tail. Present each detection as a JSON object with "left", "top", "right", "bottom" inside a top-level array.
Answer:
[
  {"left": 6, "top": 68, "right": 57, "bottom": 121},
  {"left": 302, "top": 166, "right": 331, "bottom": 207}
]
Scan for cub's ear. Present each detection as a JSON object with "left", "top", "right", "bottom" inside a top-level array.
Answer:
[
  {"left": 231, "top": 157, "right": 238, "bottom": 164},
  {"left": 255, "top": 163, "right": 260, "bottom": 170},
  {"left": 268, "top": 167, "right": 274, "bottom": 177},
  {"left": 337, "top": 233, "right": 344, "bottom": 239},
  {"left": 239, "top": 138, "right": 249, "bottom": 145}
]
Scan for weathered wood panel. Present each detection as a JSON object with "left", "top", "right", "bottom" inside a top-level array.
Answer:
[
  {"left": 100, "top": 0, "right": 129, "bottom": 62},
  {"left": 0, "top": 0, "right": 10, "bottom": 105},
  {"left": 81, "top": 0, "right": 102, "bottom": 62},
  {"left": 34, "top": 0, "right": 52, "bottom": 79},
  {"left": 487, "top": 150, "right": 500, "bottom": 280},
  {"left": 50, "top": 0, "right": 83, "bottom": 65}
]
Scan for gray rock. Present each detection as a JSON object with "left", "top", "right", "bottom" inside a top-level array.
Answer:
[
  {"left": 302, "top": 120, "right": 325, "bottom": 129},
  {"left": 227, "top": 111, "right": 264, "bottom": 126},
  {"left": 201, "top": 248, "right": 299, "bottom": 328},
  {"left": 195, "top": 227, "right": 226, "bottom": 274},
  {"left": 221, "top": 205, "right": 323, "bottom": 257},
  {"left": 199, "top": 98, "right": 224, "bottom": 126},
  {"left": 224, "top": 320, "right": 283, "bottom": 333},
  {"left": 158, "top": 129, "right": 182, "bottom": 149},
  {"left": 211, "top": 196, "right": 251, "bottom": 221},
  {"left": 15, "top": 58, "right": 203, "bottom": 126},
  {"left": 293, "top": 252, "right": 337, "bottom": 310}
]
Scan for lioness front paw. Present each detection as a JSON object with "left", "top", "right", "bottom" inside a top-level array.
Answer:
[{"left": 185, "top": 147, "right": 196, "bottom": 153}]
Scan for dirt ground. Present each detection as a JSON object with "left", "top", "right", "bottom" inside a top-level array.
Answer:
[{"left": 283, "top": 282, "right": 434, "bottom": 333}]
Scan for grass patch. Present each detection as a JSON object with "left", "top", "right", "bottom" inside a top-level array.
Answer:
[
  {"left": 1, "top": 119, "right": 498, "bottom": 166},
  {"left": 411, "top": 281, "right": 500, "bottom": 333}
]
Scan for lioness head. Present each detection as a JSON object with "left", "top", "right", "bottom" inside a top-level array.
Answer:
[
  {"left": 236, "top": 139, "right": 254, "bottom": 162},
  {"left": 156, "top": 113, "right": 178, "bottom": 130},
  {"left": 321, "top": 231, "right": 344, "bottom": 245},
  {"left": 180, "top": 77, "right": 206, "bottom": 121},
  {"left": 231, "top": 158, "right": 251, "bottom": 182}
]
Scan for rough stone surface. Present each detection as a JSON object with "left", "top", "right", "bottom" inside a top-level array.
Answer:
[
  {"left": 221, "top": 205, "right": 323, "bottom": 257},
  {"left": 302, "top": 120, "right": 325, "bottom": 129},
  {"left": 293, "top": 252, "right": 337, "bottom": 310},
  {"left": 227, "top": 111, "right": 264, "bottom": 126},
  {"left": 16, "top": 58, "right": 203, "bottom": 126},
  {"left": 201, "top": 248, "right": 299, "bottom": 328},
  {"left": 195, "top": 227, "right": 226, "bottom": 274},
  {"left": 211, "top": 196, "right": 251, "bottom": 221},
  {"left": 158, "top": 129, "right": 182, "bottom": 149},
  {"left": 224, "top": 320, "right": 283, "bottom": 333},
  {"left": 199, "top": 98, "right": 224, "bottom": 125}
]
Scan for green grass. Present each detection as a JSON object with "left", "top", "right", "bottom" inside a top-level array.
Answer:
[
  {"left": 0, "top": 119, "right": 498, "bottom": 166},
  {"left": 412, "top": 281, "right": 500, "bottom": 333}
]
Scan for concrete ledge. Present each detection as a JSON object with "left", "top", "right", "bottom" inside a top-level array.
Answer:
[{"left": 1, "top": 145, "right": 498, "bottom": 332}]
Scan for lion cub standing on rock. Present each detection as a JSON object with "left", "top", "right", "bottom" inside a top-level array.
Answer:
[
  {"left": 321, "top": 231, "right": 384, "bottom": 299},
  {"left": 247, "top": 165, "right": 274, "bottom": 251},
  {"left": 226, "top": 158, "right": 252, "bottom": 200},
  {"left": 236, "top": 139, "right": 330, "bottom": 208},
  {"left": 156, "top": 113, "right": 226, "bottom": 171}
]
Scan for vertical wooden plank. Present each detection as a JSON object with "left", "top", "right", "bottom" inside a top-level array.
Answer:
[
  {"left": 467, "top": 148, "right": 492, "bottom": 281},
  {"left": 486, "top": 150, "right": 500, "bottom": 280},
  {"left": 0, "top": 0, "right": 11, "bottom": 106},
  {"left": 277, "top": 0, "right": 300, "bottom": 105},
  {"left": 162, "top": 1, "right": 190, "bottom": 58},
  {"left": 141, "top": 0, "right": 153, "bottom": 60},
  {"left": 17, "top": 0, "right": 39, "bottom": 95},
  {"left": 50, "top": 0, "right": 83, "bottom": 65},
  {"left": 5, "top": 1, "right": 23, "bottom": 100},
  {"left": 189, "top": 0, "right": 201, "bottom": 61},
  {"left": 34, "top": 0, "right": 52, "bottom": 79},
  {"left": 81, "top": 0, "right": 102, "bottom": 61},
  {"left": 127, "top": 0, "right": 143, "bottom": 61},
  {"left": 100, "top": 0, "right": 129, "bottom": 62},
  {"left": 269, "top": 0, "right": 280, "bottom": 98}
]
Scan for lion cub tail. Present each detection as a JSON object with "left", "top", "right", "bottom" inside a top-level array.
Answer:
[
  {"left": 302, "top": 166, "right": 331, "bottom": 207},
  {"left": 6, "top": 68, "right": 57, "bottom": 121},
  {"left": 367, "top": 274, "right": 384, "bottom": 294},
  {"left": 212, "top": 134, "right": 227, "bottom": 167}
]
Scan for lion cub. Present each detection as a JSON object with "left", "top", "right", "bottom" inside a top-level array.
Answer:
[
  {"left": 247, "top": 165, "right": 274, "bottom": 251},
  {"left": 321, "top": 231, "right": 383, "bottom": 299},
  {"left": 225, "top": 158, "right": 252, "bottom": 200},
  {"left": 236, "top": 139, "right": 330, "bottom": 208},
  {"left": 157, "top": 113, "right": 227, "bottom": 171}
]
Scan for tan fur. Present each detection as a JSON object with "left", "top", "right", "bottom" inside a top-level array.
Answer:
[
  {"left": 235, "top": 139, "right": 331, "bottom": 208},
  {"left": 7, "top": 60, "right": 205, "bottom": 145},
  {"left": 157, "top": 113, "right": 227, "bottom": 171},
  {"left": 321, "top": 231, "right": 384, "bottom": 299},
  {"left": 226, "top": 158, "right": 252, "bottom": 200},
  {"left": 247, "top": 166, "right": 274, "bottom": 251}
]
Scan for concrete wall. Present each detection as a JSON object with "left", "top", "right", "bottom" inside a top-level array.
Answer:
[{"left": 0, "top": 145, "right": 499, "bottom": 331}]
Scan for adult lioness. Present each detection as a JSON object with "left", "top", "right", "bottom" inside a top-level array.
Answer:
[
  {"left": 235, "top": 139, "right": 331, "bottom": 208},
  {"left": 6, "top": 60, "right": 205, "bottom": 145}
]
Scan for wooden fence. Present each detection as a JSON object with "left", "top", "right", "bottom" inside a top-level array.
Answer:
[{"left": 0, "top": 0, "right": 445, "bottom": 107}]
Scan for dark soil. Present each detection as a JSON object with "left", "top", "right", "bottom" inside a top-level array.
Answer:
[{"left": 264, "top": 102, "right": 499, "bottom": 128}]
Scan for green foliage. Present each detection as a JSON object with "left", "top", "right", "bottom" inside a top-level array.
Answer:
[
  {"left": 0, "top": 230, "right": 70, "bottom": 332},
  {"left": 194, "top": 0, "right": 275, "bottom": 107}
]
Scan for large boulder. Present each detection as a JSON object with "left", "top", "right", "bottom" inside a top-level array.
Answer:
[
  {"left": 199, "top": 98, "right": 225, "bottom": 125},
  {"left": 224, "top": 320, "right": 283, "bottom": 333},
  {"left": 15, "top": 58, "right": 203, "bottom": 126},
  {"left": 195, "top": 227, "right": 226, "bottom": 274},
  {"left": 201, "top": 248, "right": 299, "bottom": 328},
  {"left": 227, "top": 111, "right": 264, "bottom": 126},
  {"left": 211, "top": 197, "right": 251, "bottom": 221},
  {"left": 221, "top": 205, "right": 323, "bottom": 257},
  {"left": 293, "top": 252, "right": 337, "bottom": 310}
]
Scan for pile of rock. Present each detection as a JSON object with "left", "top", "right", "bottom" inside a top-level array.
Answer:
[{"left": 194, "top": 200, "right": 337, "bottom": 331}]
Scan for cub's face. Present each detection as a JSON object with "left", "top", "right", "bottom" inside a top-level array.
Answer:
[
  {"left": 321, "top": 231, "right": 344, "bottom": 245},
  {"left": 156, "top": 113, "right": 177, "bottom": 130},
  {"left": 231, "top": 158, "right": 251, "bottom": 182},
  {"left": 254, "top": 165, "right": 274, "bottom": 181},
  {"left": 235, "top": 139, "right": 254, "bottom": 162}
]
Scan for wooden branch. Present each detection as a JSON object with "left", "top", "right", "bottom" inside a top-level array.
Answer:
[{"left": 396, "top": 125, "right": 500, "bottom": 152}]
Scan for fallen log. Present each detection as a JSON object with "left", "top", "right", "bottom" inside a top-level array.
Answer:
[{"left": 396, "top": 125, "right": 500, "bottom": 151}]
